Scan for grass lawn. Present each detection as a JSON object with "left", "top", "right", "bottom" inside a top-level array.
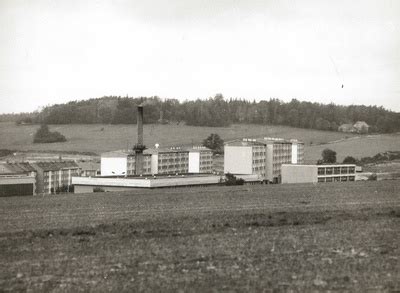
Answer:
[{"left": 0, "top": 122, "right": 356, "bottom": 154}]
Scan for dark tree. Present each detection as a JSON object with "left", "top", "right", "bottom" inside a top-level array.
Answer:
[
  {"left": 225, "top": 173, "right": 245, "bottom": 186},
  {"left": 343, "top": 156, "right": 357, "bottom": 164},
  {"left": 33, "top": 124, "right": 67, "bottom": 143},
  {"left": 321, "top": 148, "right": 337, "bottom": 164},
  {"left": 202, "top": 133, "right": 224, "bottom": 154}
]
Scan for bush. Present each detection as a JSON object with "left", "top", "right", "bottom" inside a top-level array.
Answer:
[
  {"left": 343, "top": 156, "right": 357, "bottom": 164},
  {"left": 368, "top": 173, "right": 378, "bottom": 181},
  {"left": 33, "top": 124, "right": 67, "bottom": 143},
  {"left": 321, "top": 148, "right": 337, "bottom": 164},
  {"left": 225, "top": 173, "right": 245, "bottom": 186},
  {"left": 93, "top": 187, "right": 105, "bottom": 192}
]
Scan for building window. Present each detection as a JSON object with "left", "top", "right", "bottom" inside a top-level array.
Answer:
[
  {"left": 326, "top": 167, "right": 333, "bottom": 175},
  {"left": 341, "top": 176, "right": 348, "bottom": 182},
  {"left": 326, "top": 177, "right": 333, "bottom": 182},
  {"left": 349, "top": 176, "right": 355, "bottom": 181},
  {"left": 318, "top": 168, "right": 325, "bottom": 175},
  {"left": 334, "top": 167, "right": 341, "bottom": 175},
  {"left": 318, "top": 177, "right": 325, "bottom": 183},
  {"left": 341, "top": 167, "right": 348, "bottom": 174}
]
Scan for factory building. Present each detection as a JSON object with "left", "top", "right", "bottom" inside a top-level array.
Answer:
[
  {"left": 224, "top": 138, "right": 304, "bottom": 183},
  {"left": 0, "top": 163, "right": 37, "bottom": 196},
  {"left": 101, "top": 146, "right": 212, "bottom": 176},
  {"left": 281, "top": 164, "right": 356, "bottom": 184},
  {"left": 32, "top": 161, "right": 80, "bottom": 194}
]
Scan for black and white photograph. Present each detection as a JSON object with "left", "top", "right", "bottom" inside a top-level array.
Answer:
[{"left": 0, "top": 0, "right": 399, "bottom": 291}]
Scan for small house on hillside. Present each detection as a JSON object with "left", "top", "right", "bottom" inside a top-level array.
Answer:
[
  {"left": 338, "top": 124, "right": 356, "bottom": 133},
  {"left": 338, "top": 121, "right": 369, "bottom": 134},
  {"left": 353, "top": 121, "right": 369, "bottom": 133}
]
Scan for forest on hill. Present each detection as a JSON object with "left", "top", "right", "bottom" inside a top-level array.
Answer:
[{"left": 1, "top": 95, "right": 399, "bottom": 133}]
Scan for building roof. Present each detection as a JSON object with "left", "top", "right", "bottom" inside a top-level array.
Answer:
[
  {"left": 33, "top": 161, "right": 79, "bottom": 171},
  {"left": 0, "top": 162, "right": 36, "bottom": 175},
  {"left": 77, "top": 161, "right": 100, "bottom": 171},
  {"left": 102, "top": 146, "right": 212, "bottom": 157},
  {"left": 225, "top": 137, "right": 303, "bottom": 146}
]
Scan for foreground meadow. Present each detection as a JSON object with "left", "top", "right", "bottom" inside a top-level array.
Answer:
[{"left": 0, "top": 181, "right": 399, "bottom": 291}]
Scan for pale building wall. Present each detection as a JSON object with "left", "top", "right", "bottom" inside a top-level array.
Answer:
[
  {"left": 101, "top": 157, "right": 127, "bottom": 176},
  {"left": 291, "top": 144, "right": 298, "bottom": 164},
  {"left": 188, "top": 152, "right": 200, "bottom": 173},
  {"left": 281, "top": 165, "right": 318, "bottom": 184},
  {"left": 151, "top": 154, "right": 158, "bottom": 174},
  {"left": 224, "top": 146, "right": 253, "bottom": 174},
  {"left": 265, "top": 144, "right": 274, "bottom": 181}
]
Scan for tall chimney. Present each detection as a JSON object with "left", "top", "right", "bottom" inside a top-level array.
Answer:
[
  {"left": 137, "top": 105, "right": 144, "bottom": 146},
  {"left": 133, "top": 105, "right": 146, "bottom": 175}
]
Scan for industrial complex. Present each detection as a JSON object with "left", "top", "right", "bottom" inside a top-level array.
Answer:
[{"left": 0, "top": 105, "right": 364, "bottom": 196}]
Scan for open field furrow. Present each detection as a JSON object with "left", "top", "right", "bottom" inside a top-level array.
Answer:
[{"left": 0, "top": 181, "right": 399, "bottom": 291}]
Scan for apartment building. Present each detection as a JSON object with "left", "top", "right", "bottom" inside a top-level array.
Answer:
[
  {"left": 281, "top": 164, "right": 356, "bottom": 184},
  {"left": 101, "top": 146, "right": 213, "bottom": 176},
  {"left": 32, "top": 161, "right": 80, "bottom": 194},
  {"left": 224, "top": 138, "right": 305, "bottom": 183}
]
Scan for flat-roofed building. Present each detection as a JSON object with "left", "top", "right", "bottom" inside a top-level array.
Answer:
[
  {"left": 0, "top": 162, "right": 37, "bottom": 196},
  {"left": 281, "top": 164, "right": 356, "bottom": 184},
  {"left": 224, "top": 138, "right": 304, "bottom": 183},
  {"left": 32, "top": 161, "right": 80, "bottom": 194},
  {"left": 100, "top": 146, "right": 213, "bottom": 176}
]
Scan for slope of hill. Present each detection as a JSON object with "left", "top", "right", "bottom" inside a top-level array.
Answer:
[
  {"left": 0, "top": 122, "right": 357, "bottom": 154},
  {"left": 305, "top": 133, "right": 400, "bottom": 163}
]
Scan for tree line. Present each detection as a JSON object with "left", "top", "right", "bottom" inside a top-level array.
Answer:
[{"left": 2, "top": 95, "right": 399, "bottom": 133}]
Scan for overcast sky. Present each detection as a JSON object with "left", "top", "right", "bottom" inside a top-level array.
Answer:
[{"left": 1, "top": 0, "right": 399, "bottom": 114}]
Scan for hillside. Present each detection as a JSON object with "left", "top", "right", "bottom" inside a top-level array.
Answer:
[
  {"left": 304, "top": 133, "right": 400, "bottom": 163},
  {"left": 0, "top": 122, "right": 358, "bottom": 155}
]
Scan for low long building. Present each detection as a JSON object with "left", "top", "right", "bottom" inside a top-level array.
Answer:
[
  {"left": 281, "top": 164, "right": 356, "bottom": 184},
  {"left": 73, "top": 174, "right": 222, "bottom": 192},
  {"left": 0, "top": 163, "right": 37, "bottom": 196}
]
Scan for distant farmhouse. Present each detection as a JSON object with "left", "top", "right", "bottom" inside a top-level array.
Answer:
[{"left": 338, "top": 121, "right": 369, "bottom": 134}]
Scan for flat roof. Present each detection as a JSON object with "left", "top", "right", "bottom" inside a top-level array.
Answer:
[{"left": 72, "top": 174, "right": 222, "bottom": 188}]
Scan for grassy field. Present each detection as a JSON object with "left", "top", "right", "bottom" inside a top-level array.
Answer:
[
  {"left": 305, "top": 134, "right": 400, "bottom": 163},
  {"left": 0, "top": 122, "right": 357, "bottom": 154},
  {"left": 1, "top": 122, "right": 399, "bottom": 164},
  {"left": 0, "top": 181, "right": 399, "bottom": 291}
]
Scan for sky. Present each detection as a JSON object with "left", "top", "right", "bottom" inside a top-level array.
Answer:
[{"left": 0, "top": 0, "right": 399, "bottom": 114}]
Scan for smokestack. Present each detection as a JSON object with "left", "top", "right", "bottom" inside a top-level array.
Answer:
[
  {"left": 133, "top": 105, "right": 146, "bottom": 175},
  {"left": 137, "top": 105, "right": 144, "bottom": 146}
]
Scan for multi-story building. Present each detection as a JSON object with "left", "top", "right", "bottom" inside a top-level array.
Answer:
[
  {"left": 281, "top": 164, "right": 356, "bottom": 184},
  {"left": 32, "top": 161, "right": 80, "bottom": 194},
  {"left": 224, "top": 139, "right": 267, "bottom": 178},
  {"left": 77, "top": 162, "right": 101, "bottom": 177},
  {"left": 101, "top": 146, "right": 213, "bottom": 176},
  {"left": 224, "top": 138, "right": 305, "bottom": 183}
]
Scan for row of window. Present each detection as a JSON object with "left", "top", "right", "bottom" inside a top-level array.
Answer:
[
  {"left": 318, "top": 176, "right": 355, "bottom": 182},
  {"left": 318, "top": 167, "right": 355, "bottom": 175}
]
